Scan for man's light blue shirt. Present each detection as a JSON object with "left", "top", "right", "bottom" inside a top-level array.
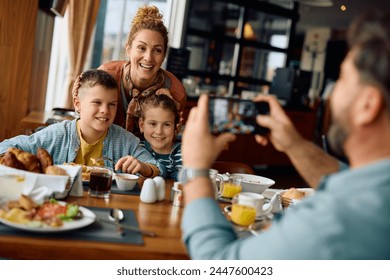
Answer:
[{"left": 182, "top": 159, "right": 390, "bottom": 259}]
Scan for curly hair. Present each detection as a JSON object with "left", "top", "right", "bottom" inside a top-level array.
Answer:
[
  {"left": 139, "top": 94, "right": 179, "bottom": 126},
  {"left": 127, "top": 5, "right": 169, "bottom": 55}
]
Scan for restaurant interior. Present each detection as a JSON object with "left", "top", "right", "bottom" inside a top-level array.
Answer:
[{"left": 0, "top": 0, "right": 388, "bottom": 260}]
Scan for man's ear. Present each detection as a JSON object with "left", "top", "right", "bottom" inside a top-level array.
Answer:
[
  {"left": 138, "top": 118, "right": 144, "bottom": 133},
  {"left": 353, "top": 86, "right": 383, "bottom": 126}
]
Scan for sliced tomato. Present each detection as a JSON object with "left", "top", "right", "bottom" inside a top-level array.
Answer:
[{"left": 36, "top": 202, "right": 67, "bottom": 220}]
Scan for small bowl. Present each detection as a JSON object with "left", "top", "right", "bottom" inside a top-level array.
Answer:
[
  {"left": 115, "top": 174, "right": 139, "bottom": 191},
  {"left": 231, "top": 173, "right": 275, "bottom": 194}
]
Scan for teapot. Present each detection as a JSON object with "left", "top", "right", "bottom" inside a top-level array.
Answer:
[
  {"left": 209, "top": 169, "right": 244, "bottom": 200},
  {"left": 209, "top": 169, "right": 225, "bottom": 199}
]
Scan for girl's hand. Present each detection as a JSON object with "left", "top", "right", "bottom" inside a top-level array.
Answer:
[
  {"left": 116, "top": 156, "right": 153, "bottom": 177},
  {"left": 116, "top": 156, "right": 147, "bottom": 175}
]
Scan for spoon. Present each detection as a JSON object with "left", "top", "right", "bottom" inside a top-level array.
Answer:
[
  {"left": 109, "top": 208, "right": 124, "bottom": 234},
  {"left": 107, "top": 208, "right": 157, "bottom": 237}
]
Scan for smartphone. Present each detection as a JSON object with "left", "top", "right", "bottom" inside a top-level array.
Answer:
[{"left": 208, "top": 97, "right": 270, "bottom": 135}]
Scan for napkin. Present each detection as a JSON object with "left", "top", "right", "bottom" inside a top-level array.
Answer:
[{"left": 0, "top": 165, "right": 83, "bottom": 203}]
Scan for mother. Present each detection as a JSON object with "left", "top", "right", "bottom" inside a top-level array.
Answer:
[{"left": 98, "top": 5, "right": 187, "bottom": 132}]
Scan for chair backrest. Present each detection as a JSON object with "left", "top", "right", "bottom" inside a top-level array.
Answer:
[{"left": 211, "top": 161, "right": 255, "bottom": 175}]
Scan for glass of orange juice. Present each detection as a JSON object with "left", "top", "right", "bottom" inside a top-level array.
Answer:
[
  {"left": 220, "top": 174, "right": 243, "bottom": 199},
  {"left": 230, "top": 193, "right": 258, "bottom": 227}
]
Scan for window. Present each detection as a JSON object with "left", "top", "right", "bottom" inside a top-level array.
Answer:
[
  {"left": 45, "top": 0, "right": 175, "bottom": 110},
  {"left": 93, "top": 0, "right": 172, "bottom": 67}
]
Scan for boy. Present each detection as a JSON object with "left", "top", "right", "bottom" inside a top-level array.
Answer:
[{"left": 0, "top": 70, "right": 162, "bottom": 177}]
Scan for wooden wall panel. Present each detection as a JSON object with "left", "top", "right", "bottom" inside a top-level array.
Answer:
[
  {"left": 0, "top": 0, "right": 38, "bottom": 141},
  {"left": 29, "top": 11, "right": 54, "bottom": 112}
]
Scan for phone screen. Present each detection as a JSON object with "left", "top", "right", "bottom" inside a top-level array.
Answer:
[{"left": 208, "top": 97, "right": 269, "bottom": 135}]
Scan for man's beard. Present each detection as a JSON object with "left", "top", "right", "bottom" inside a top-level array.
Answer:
[{"left": 326, "top": 120, "right": 349, "bottom": 159}]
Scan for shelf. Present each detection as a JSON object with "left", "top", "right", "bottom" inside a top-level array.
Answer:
[{"left": 181, "top": 0, "right": 299, "bottom": 95}]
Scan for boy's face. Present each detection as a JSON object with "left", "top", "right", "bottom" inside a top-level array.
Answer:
[
  {"left": 139, "top": 106, "right": 176, "bottom": 154},
  {"left": 74, "top": 85, "right": 118, "bottom": 138}
]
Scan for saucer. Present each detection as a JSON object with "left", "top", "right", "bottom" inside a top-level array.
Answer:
[{"left": 218, "top": 197, "right": 233, "bottom": 203}]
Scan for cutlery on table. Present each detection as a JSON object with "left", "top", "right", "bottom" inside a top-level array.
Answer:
[{"left": 102, "top": 208, "right": 157, "bottom": 237}]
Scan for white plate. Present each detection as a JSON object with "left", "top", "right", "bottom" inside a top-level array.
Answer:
[{"left": 0, "top": 203, "right": 96, "bottom": 233}]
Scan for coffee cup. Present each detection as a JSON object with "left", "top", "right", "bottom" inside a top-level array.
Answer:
[
  {"left": 171, "top": 182, "right": 184, "bottom": 207},
  {"left": 238, "top": 192, "right": 273, "bottom": 216}
]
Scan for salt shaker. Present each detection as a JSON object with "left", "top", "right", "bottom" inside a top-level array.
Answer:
[
  {"left": 140, "top": 178, "right": 157, "bottom": 203},
  {"left": 153, "top": 176, "right": 165, "bottom": 201}
]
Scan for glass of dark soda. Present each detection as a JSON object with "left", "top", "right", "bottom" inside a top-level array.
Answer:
[{"left": 88, "top": 167, "right": 113, "bottom": 198}]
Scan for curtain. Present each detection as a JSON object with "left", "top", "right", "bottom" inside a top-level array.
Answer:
[{"left": 65, "top": 0, "right": 101, "bottom": 108}]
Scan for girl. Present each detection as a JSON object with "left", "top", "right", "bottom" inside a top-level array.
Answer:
[{"left": 138, "top": 94, "right": 182, "bottom": 180}]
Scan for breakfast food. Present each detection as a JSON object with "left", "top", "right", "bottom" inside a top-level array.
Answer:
[
  {"left": 45, "top": 165, "right": 68, "bottom": 176},
  {"left": 0, "top": 147, "right": 68, "bottom": 177},
  {"left": 0, "top": 195, "right": 79, "bottom": 227},
  {"left": 281, "top": 188, "right": 308, "bottom": 208},
  {"left": 36, "top": 147, "right": 53, "bottom": 173},
  {"left": 63, "top": 162, "right": 90, "bottom": 181},
  {"left": 281, "top": 188, "right": 306, "bottom": 200},
  {"left": 2, "top": 151, "right": 26, "bottom": 170},
  {"left": 7, "top": 147, "right": 41, "bottom": 173}
]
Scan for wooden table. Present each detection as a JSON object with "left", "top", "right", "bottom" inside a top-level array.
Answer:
[{"left": 0, "top": 181, "right": 189, "bottom": 260}]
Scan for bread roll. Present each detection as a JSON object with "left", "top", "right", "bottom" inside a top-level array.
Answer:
[
  {"left": 281, "top": 188, "right": 306, "bottom": 200},
  {"left": 45, "top": 165, "right": 69, "bottom": 176}
]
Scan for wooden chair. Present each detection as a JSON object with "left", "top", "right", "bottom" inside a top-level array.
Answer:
[{"left": 211, "top": 161, "right": 255, "bottom": 175}]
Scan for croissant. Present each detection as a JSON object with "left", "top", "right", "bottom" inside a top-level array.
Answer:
[
  {"left": 8, "top": 147, "right": 40, "bottom": 173},
  {"left": 36, "top": 147, "right": 53, "bottom": 173},
  {"left": 2, "top": 151, "right": 26, "bottom": 170}
]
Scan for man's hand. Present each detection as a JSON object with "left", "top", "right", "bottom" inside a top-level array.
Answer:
[{"left": 254, "top": 94, "right": 304, "bottom": 153}]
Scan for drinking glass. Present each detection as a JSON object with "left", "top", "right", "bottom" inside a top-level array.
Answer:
[
  {"left": 230, "top": 193, "right": 258, "bottom": 227},
  {"left": 220, "top": 174, "right": 243, "bottom": 199},
  {"left": 88, "top": 167, "right": 113, "bottom": 198}
]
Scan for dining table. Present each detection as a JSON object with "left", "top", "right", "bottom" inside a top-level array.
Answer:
[{"left": 0, "top": 180, "right": 192, "bottom": 260}]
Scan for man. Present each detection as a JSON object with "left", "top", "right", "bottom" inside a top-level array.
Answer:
[{"left": 179, "top": 11, "right": 390, "bottom": 259}]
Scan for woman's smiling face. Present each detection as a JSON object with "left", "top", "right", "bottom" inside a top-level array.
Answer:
[{"left": 126, "top": 29, "right": 166, "bottom": 90}]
